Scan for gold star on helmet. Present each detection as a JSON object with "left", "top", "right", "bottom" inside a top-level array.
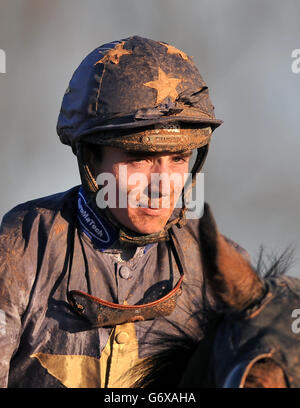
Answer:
[
  {"left": 144, "top": 67, "right": 182, "bottom": 104},
  {"left": 94, "top": 41, "right": 132, "bottom": 65},
  {"left": 160, "top": 42, "right": 189, "bottom": 61}
]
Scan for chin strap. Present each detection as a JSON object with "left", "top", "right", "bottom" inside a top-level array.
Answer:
[
  {"left": 77, "top": 145, "right": 99, "bottom": 194},
  {"left": 103, "top": 205, "right": 187, "bottom": 245}
]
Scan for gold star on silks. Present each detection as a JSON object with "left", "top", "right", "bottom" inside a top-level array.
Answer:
[
  {"left": 94, "top": 41, "right": 132, "bottom": 65},
  {"left": 30, "top": 322, "right": 142, "bottom": 388},
  {"left": 160, "top": 42, "right": 189, "bottom": 60},
  {"left": 144, "top": 67, "right": 182, "bottom": 104},
  {"left": 31, "top": 352, "right": 103, "bottom": 388}
]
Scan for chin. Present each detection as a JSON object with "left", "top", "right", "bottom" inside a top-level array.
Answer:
[
  {"left": 126, "top": 216, "right": 170, "bottom": 235},
  {"left": 134, "top": 226, "right": 164, "bottom": 234},
  {"left": 110, "top": 208, "right": 172, "bottom": 235},
  {"left": 128, "top": 217, "right": 167, "bottom": 234}
]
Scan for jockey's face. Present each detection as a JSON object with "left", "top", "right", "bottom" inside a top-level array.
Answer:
[{"left": 88, "top": 146, "right": 192, "bottom": 234}]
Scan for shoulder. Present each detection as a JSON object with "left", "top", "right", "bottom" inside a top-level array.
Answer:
[{"left": 0, "top": 185, "right": 80, "bottom": 237}]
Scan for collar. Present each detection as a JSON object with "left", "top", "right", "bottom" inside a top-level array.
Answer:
[
  {"left": 77, "top": 187, "right": 153, "bottom": 253},
  {"left": 77, "top": 187, "right": 118, "bottom": 251}
]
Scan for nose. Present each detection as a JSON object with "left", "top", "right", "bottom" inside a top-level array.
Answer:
[
  {"left": 152, "top": 157, "right": 170, "bottom": 175},
  {"left": 147, "top": 158, "right": 172, "bottom": 198}
]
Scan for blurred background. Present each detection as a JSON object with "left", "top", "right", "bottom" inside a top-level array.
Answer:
[{"left": 0, "top": 0, "right": 299, "bottom": 275}]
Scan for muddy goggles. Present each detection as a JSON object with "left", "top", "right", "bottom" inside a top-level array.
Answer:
[{"left": 67, "top": 229, "right": 185, "bottom": 327}]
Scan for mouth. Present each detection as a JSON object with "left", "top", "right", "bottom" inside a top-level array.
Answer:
[
  {"left": 137, "top": 206, "right": 171, "bottom": 216},
  {"left": 136, "top": 194, "right": 171, "bottom": 208},
  {"left": 134, "top": 195, "right": 172, "bottom": 215}
]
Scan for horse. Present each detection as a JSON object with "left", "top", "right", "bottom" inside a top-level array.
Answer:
[{"left": 127, "top": 204, "right": 299, "bottom": 388}]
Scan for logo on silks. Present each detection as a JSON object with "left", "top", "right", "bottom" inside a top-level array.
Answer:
[{"left": 77, "top": 187, "right": 117, "bottom": 250}]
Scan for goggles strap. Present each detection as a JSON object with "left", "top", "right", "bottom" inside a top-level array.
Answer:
[{"left": 66, "top": 222, "right": 186, "bottom": 326}]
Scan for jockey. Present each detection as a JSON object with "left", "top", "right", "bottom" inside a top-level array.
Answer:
[{"left": 0, "top": 36, "right": 245, "bottom": 388}]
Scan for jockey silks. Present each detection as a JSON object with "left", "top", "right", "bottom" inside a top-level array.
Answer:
[{"left": 0, "top": 186, "right": 245, "bottom": 387}]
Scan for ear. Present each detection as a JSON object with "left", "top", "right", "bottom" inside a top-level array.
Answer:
[
  {"left": 244, "top": 358, "right": 288, "bottom": 388},
  {"left": 199, "top": 203, "right": 264, "bottom": 311}
]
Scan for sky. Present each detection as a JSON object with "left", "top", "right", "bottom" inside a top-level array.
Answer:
[{"left": 0, "top": 0, "right": 300, "bottom": 275}]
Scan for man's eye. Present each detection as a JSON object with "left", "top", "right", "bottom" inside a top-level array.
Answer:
[
  {"left": 172, "top": 156, "right": 187, "bottom": 163},
  {"left": 132, "top": 158, "right": 145, "bottom": 162},
  {"left": 128, "top": 158, "right": 149, "bottom": 164}
]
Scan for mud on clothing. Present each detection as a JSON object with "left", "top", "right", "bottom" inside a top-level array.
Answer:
[{"left": 0, "top": 186, "right": 247, "bottom": 387}]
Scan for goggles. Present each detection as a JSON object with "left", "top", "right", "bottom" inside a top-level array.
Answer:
[{"left": 67, "top": 228, "right": 185, "bottom": 327}]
